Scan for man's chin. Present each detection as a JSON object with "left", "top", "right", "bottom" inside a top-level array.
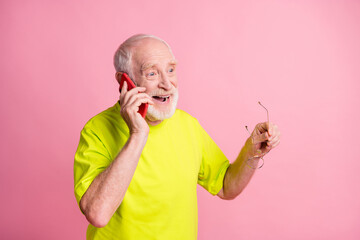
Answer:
[
  {"left": 146, "top": 106, "right": 176, "bottom": 122},
  {"left": 146, "top": 89, "right": 179, "bottom": 122}
]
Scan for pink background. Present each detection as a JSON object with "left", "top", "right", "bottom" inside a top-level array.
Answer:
[{"left": 1, "top": 0, "right": 359, "bottom": 239}]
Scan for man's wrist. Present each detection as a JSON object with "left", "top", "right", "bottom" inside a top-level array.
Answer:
[{"left": 129, "top": 131, "right": 148, "bottom": 145}]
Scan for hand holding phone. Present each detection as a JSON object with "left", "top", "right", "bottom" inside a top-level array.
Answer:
[{"left": 119, "top": 73, "right": 148, "bottom": 118}]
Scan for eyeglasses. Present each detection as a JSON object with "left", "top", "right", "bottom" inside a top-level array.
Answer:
[{"left": 245, "top": 101, "right": 269, "bottom": 169}]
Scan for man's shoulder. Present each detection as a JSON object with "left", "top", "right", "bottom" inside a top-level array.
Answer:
[
  {"left": 171, "top": 109, "right": 201, "bottom": 128},
  {"left": 83, "top": 102, "right": 121, "bottom": 131},
  {"left": 173, "top": 109, "right": 197, "bottom": 121}
]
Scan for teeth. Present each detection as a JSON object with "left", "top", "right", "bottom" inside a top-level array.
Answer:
[
  {"left": 152, "top": 95, "right": 170, "bottom": 103},
  {"left": 153, "top": 95, "right": 170, "bottom": 99}
]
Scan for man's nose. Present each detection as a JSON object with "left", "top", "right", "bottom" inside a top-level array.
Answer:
[{"left": 158, "top": 73, "right": 173, "bottom": 90}]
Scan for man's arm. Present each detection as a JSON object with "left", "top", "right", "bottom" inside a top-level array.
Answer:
[
  {"left": 79, "top": 82, "right": 154, "bottom": 228},
  {"left": 217, "top": 122, "right": 280, "bottom": 200},
  {"left": 79, "top": 132, "right": 147, "bottom": 228}
]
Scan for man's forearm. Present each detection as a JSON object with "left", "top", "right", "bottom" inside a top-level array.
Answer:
[
  {"left": 221, "top": 139, "right": 260, "bottom": 200},
  {"left": 80, "top": 133, "right": 148, "bottom": 228}
]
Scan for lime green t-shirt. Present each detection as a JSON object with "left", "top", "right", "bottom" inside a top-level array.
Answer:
[{"left": 74, "top": 102, "right": 230, "bottom": 240}]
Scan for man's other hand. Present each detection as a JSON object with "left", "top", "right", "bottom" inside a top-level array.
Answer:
[{"left": 245, "top": 122, "right": 281, "bottom": 159}]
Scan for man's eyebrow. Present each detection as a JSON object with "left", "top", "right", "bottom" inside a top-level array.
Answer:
[
  {"left": 141, "top": 60, "right": 178, "bottom": 71},
  {"left": 141, "top": 63, "right": 155, "bottom": 71},
  {"left": 169, "top": 60, "right": 178, "bottom": 66}
]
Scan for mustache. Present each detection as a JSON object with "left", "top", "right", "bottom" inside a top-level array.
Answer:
[{"left": 148, "top": 88, "right": 177, "bottom": 97}]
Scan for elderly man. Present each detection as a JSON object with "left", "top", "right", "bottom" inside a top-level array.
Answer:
[{"left": 74, "top": 34, "right": 280, "bottom": 239}]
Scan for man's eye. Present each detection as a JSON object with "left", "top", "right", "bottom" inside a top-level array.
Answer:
[
  {"left": 147, "top": 72, "right": 156, "bottom": 77},
  {"left": 169, "top": 68, "right": 174, "bottom": 73}
]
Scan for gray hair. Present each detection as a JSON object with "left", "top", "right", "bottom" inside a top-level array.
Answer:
[{"left": 113, "top": 34, "right": 174, "bottom": 80}]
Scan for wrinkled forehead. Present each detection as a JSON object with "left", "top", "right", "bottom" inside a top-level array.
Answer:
[{"left": 131, "top": 38, "right": 175, "bottom": 66}]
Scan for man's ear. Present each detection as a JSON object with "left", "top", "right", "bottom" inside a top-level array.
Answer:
[{"left": 115, "top": 72, "right": 124, "bottom": 84}]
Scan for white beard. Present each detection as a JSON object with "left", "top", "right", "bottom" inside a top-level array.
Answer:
[{"left": 146, "top": 89, "right": 179, "bottom": 121}]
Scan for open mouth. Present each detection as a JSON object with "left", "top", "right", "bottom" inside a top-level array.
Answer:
[{"left": 152, "top": 95, "right": 170, "bottom": 102}]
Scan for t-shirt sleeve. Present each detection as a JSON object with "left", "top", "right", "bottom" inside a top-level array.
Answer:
[
  {"left": 73, "top": 125, "right": 112, "bottom": 209},
  {"left": 196, "top": 121, "right": 230, "bottom": 195}
]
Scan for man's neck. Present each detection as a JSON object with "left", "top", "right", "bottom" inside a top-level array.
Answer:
[{"left": 146, "top": 118, "right": 162, "bottom": 126}]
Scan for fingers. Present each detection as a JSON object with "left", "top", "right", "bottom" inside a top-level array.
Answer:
[
  {"left": 120, "top": 92, "right": 154, "bottom": 117},
  {"left": 252, "top": 122, "right": 281, "bottom": 147},
  {"left": 133, "top": 97, "right": 154, "bottom": 109},
  {"left": 122, "top": 97, "right": 153, "bottom": 115},
  {"left": 268, "top": 124, "right": 280, "bottom": 146},
  {"left": 252, "top": 131, "right": 269, "bottom": 144},
  {"left": 268, "top": 123, "right": 280, "bottom": 137},
  {"left": 255, "top": 122, "right": 268, "bottom": 133},
  {"left": 119, "top": 81, "right": 128, "bottom": 103},
  {"left": 122, "top": 81, "right": 128, "bottom": 93},
  {"left": 266, "top": 125, "right": 281, "bottom": 151},
  {"left": 253, "top": 122, "right": 279, "bottom": 136},
  {"left": 246, "top": 122, "right": 280, "bottom": 161},
  {"left": 266, "top": 135, "right": 280, "bottom": 149},
  {"left": 122, "top": 87, "right": 146, "bottom": 104},
  {"left": 127, "top": 93, "right": 154, "bottom": 106},
  {"left": 272, "top": 140, "right": 280, "bottom": 148},
  {"left": 119, "top": 82, "right": 154, "bottom": 125},
  {"left": 119, "top": 83, "right": 147, "bottom": 106},
  {"left": 133, "top": 96, "right": 154, "bottom": 109},
  {"left": 267, "top": 135, "right": 280, "bottom": 145}
]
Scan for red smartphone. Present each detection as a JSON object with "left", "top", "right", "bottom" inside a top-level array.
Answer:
[{"left": 119, "top": 73, "right": 148, "bottom": 118}]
